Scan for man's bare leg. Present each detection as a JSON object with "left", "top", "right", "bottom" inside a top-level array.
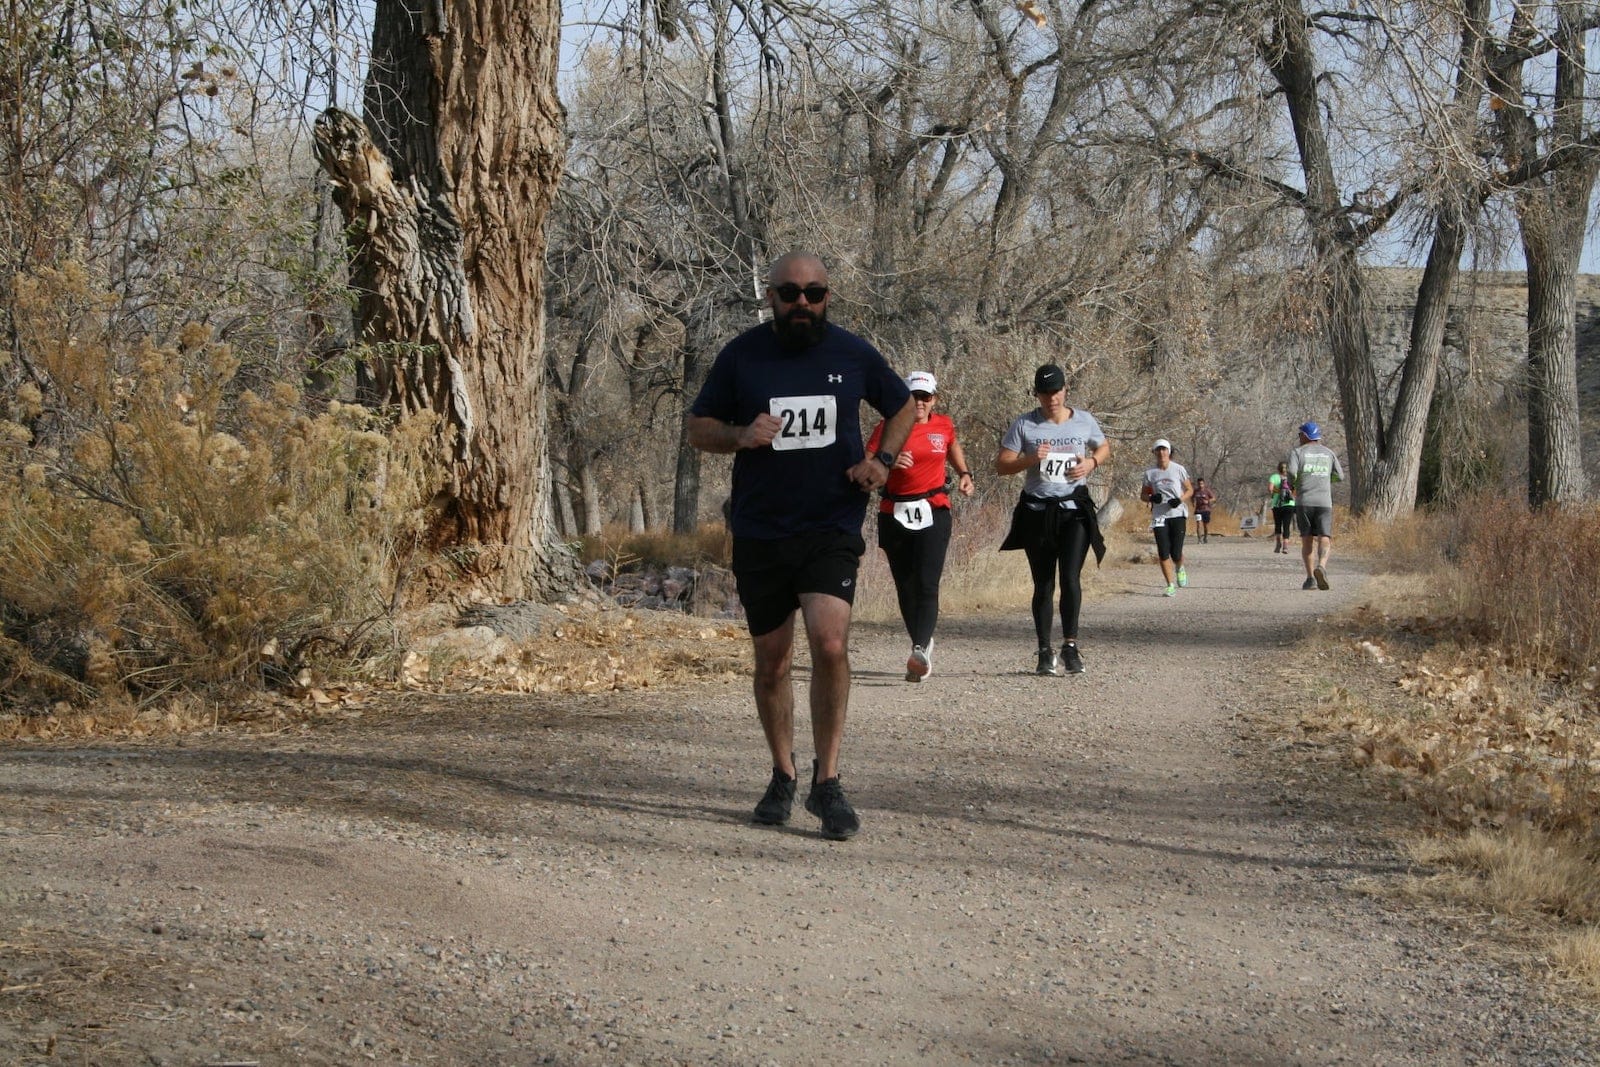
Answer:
[
  {"left": 750, "top": 612, "right": 798, "bottom": 780},
  {"left": 799, "top": 592, "right": 853, "bottom": 781}
]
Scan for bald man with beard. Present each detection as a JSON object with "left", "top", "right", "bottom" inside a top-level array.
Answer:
[{"left": 688, "top": 251, "right": 915, "bottom": 840}]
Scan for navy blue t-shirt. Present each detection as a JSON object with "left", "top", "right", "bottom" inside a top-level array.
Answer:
[{"left": 691, "top": 322, "right": 910, "bottom": 540}]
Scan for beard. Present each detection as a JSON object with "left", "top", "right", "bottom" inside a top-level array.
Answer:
[{"left": 771, "top": 305, "right": 828, "bottom": 350}]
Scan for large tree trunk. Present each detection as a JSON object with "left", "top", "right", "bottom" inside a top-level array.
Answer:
[
  {"left": 312, "top": 0, "right": 571, "bottom": 599},
  {"left": 1524, "top": 236, "right": 1589, "bottom": 505},
  {"left": 1264, "top": 3, "right": 1384, "bottom": 511},
  {"left": 1264, "top": 0, "right": 1488, "bottom": 521},
  {"left": 1502, "top": 6, "right": 1593, "bottom": 506}
]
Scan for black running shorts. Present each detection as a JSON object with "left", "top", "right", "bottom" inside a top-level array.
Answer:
[{"left": 732, "top": 531, "right": 867, "bottom": 636}]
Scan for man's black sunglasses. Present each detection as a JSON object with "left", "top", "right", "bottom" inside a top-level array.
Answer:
[{"left": 772, "top": 283, "right": 829, "bottom": 304}]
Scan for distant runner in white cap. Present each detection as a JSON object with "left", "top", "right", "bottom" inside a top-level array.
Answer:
[
  {"left": 865, "top": 370, "right": 974, "bottom": 682},
  {"left": 1141, "top": 439, "right": 1193, "bottom": 597}
]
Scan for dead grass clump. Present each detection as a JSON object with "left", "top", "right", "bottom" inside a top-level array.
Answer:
[
  {"left": 1409, "top": 826, "right": 1600, "bottom": 924},
  {"left": 1448, "top": 495, "right": 1600, "bottom": 678},
  {"left": 1551, "top": 926, "right": 1600, "bottom": 996},
  {"left": 578, "top": 523, "right": 731, "bottom": 573},
  {"left": 0, "top": 606, "right": 753, "bottom": 741},
  {"left": 0, "top": 264, "right": 441, "bottom": 709},
  {"left": 410, "top": 610, "right": 747, "bottom": 695},
  {"left": 1340, "top": 508, "right": 1446, "bottom": 574},
  {"left": 0, "top": 692, "right": 235, "bottom": 741}
]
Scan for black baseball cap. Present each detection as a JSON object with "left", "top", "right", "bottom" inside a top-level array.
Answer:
[{"left": 1033, "top": 364, "right": 1066, "bottom": 392}]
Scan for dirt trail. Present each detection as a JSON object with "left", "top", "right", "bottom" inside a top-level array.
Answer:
[{"left": 2, "top": 537, "right": 1596, "bottom": 1065}]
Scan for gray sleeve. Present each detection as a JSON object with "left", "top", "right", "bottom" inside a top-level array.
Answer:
[{"left": 1000, "top": 415, "right": 1027, "bottom": 455}]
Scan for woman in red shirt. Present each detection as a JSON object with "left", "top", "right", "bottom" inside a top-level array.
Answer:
[{"left": 866, "top": 371, "right": 975, "bottom": 682}]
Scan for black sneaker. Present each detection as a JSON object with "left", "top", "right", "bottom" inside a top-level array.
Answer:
[
  {"left": 1302, "top": 576, "right": 1317, "bottom": 590},
  {"left": 1035, "top": 647, "right": 1059, "bottom": 676},
  {"left": 752, "top": 767, "right": 796, "bottom": 825},
  {"left": 804, "top": 768, "right": 860, "bottom": 840},
  {"left": 1060, "top": 643, "right": 1084, "bottom": 674}
]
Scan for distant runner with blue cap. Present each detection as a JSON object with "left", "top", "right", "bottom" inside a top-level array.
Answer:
[{"left": 1286, "top": 421, "right": 1345, "bottom": 590}]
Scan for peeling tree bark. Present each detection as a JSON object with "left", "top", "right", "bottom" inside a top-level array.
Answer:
[{"left": 313, "top": 0, "right": 571, "bottom": 599}]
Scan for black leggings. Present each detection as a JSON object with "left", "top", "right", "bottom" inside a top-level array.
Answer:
[
  {"left": 1153, "top": 515, "right": 1186, "bottom": 561},
  {"left": 877, "top": 508, "right": 953, "bottom": 648},
  {"left": 1022, "top": 513, "right": 1091, "bottom": 649},
  {"left": 1273, "top": 506, "right": 1295, "bottom": 540}
]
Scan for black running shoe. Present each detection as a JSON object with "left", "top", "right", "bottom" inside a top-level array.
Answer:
[
  {"left": 804, "top": 772, "right": 860, "bottom": 840},
  {"left": 1060, "top": 643, "right": 1084, "bottom": 674},
  {"left": 752, "top": 767, "right": 796, "bottom": 825},
  {"left": 1035, "top": 648, "right": 1059, "bottom": 676}
]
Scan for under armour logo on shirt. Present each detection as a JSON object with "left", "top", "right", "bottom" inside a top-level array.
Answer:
[{"left": 828, "top": 374, "right": 842, "bottom": 383}]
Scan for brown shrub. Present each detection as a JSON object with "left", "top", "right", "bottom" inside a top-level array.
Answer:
[
  {"left": 1450, "top": 495, "right": 1600, "bottom": 677},
  {"left": 0, "top": 264, "right": 442, "bottom": 706}
]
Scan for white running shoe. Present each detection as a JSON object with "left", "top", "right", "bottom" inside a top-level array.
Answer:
[{"left": 906, "top": 644, "right": 931, "bottom": 682}]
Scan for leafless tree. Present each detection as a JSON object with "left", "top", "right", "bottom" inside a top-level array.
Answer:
[{"left": 1488, "top": 0, "right": 1597, "bottom": 506}]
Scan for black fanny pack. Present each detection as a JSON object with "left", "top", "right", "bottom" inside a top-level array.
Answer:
[{"left": 881, "top": 482, "right": 952, "bottom": 503}]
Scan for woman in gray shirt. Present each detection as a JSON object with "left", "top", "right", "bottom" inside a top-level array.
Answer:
[{"left": 996, "top": 364, "right": 1112, "bottom": 676}]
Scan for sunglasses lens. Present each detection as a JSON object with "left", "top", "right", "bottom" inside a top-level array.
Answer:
[
  {"left": 775, "top": 284, "right": 828, "bottom": 303},
  {"left": 911, "top": 391, "right": 933, "bottom": 401}
]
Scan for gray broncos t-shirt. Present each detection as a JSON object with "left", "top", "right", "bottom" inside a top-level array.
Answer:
[{"left": 1001, "top": 407, "right": 1104, "bottom": 505}]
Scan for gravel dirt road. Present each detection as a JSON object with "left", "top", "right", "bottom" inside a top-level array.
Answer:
[{"left": 3, "top": 536, "right": 1597, "bottom": 1065}]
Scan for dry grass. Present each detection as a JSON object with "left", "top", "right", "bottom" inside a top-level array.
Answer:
[
  {"left": 0, "top": 604, "right": 750, "bottom": 742},
  {"left": 577, "top": 522, "right": 731, "bottom": 573},
  {"left": 1286, "top": 494, "right": 1600, "bottom": 995},
  {"left": 1339, "top": 508, "right": 1449, "bottom": 573},
  {"left": 1447, "top": 496, "right": 1600, "bottom": 677},
  {"left": 1552, "top": 926, "right": 1600, "bottom": 997},
  {"left": 1409, "top": 827, "right": 1600, "bottom": 923}
]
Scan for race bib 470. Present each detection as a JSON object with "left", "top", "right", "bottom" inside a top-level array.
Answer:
[
  {"left": 769, "top": 395, "right": 838, "bottom": 451},
  {"left": 1039, "top": 452, "right": 1077, "bottom": 483}
]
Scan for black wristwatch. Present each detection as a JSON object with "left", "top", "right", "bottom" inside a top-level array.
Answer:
[{"left": 874, "top": 450, "right": 895, "bottom": 467}]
